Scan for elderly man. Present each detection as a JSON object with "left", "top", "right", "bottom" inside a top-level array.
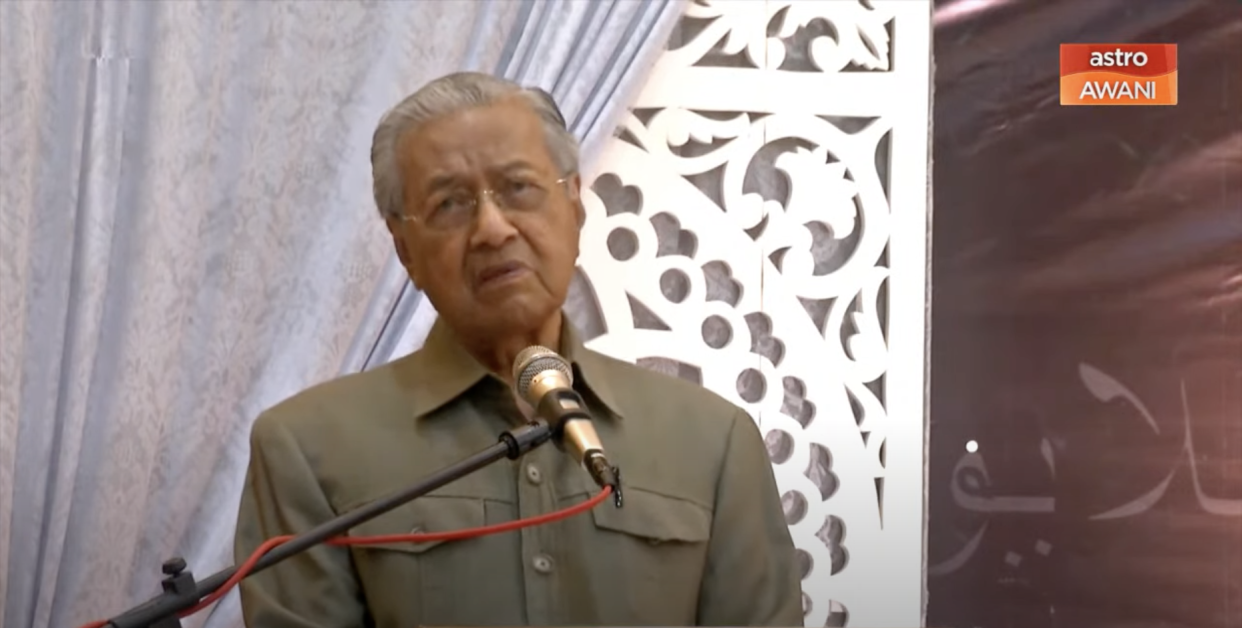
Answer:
[{"left": 234, "top": 72, "right": 802, "bottom": 627}]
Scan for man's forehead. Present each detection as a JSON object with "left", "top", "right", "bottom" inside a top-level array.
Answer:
[{"left": 396, "top": 98, "right": 554, "bottom": 183}]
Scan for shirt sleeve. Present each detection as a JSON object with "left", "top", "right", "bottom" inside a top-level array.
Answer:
[
  {"left": 697, "top": 409, "right": 805, "bottom": 627},
  {"left": 234, "top": 412, "right": 367, "bottom": 628}
]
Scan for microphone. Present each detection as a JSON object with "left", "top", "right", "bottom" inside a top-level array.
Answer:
[{"left": 513, "top": 346, "right": 622, "bottom": 507}]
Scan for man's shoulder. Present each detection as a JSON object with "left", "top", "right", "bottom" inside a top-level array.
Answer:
[
  {"left": 251, "top": 356, "right": 416, "bottom": 440},
  {"left": 582, "top": 349, "right": 744, "bottom": 432},
  {"left": 581, "top": 349, "right": 763, "bottom": 507}
]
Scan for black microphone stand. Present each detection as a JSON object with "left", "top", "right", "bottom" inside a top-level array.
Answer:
[{"left": 102, "top": 420, "right": 563, "bottom": 628}]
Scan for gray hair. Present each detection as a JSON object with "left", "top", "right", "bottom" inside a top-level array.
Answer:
[{"left": 370, "top": 72, "right": 580, "bottom": 220}]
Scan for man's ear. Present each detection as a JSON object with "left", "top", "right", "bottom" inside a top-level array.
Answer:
[
  {"left": 385, "top": 217, "right": 422, "bottom": 289},
  {"left": 568, "top": 173, "right": 586, "bottom": 228}
]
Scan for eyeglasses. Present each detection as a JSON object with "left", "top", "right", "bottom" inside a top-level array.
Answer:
[{"left": 402, "top": 175, "right": 571, "bottom": 232}]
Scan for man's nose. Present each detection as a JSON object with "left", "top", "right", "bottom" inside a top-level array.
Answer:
[{"left": 469, "top": 195, "right": 519, "bottom": 248}]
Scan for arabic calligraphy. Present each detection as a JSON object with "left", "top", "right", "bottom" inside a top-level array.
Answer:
[
  {"left": 927, "top": 443, "right": 1055, "bottom": 576},
  {"left": 1079, "top": 363, "right": 1241, "bottom": 519},
  {"left": 929, "top": 362, "right": 1240, "bottom": 577},
  {"left": 927, "top": 522, "right": 988, "bottom": 577},
  {"left": 1180, "top": 379, "right": 1242, "bottom": 516},
  {"left": 1078, "top": 363, "right": 1176, "bottom": 520},
  {"left": 950, "top": 449, "right": 1055, "bottom": 514}
]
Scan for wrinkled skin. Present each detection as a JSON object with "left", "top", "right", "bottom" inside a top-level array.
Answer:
[{"left": 385, "top": 96, "right": 584, "bottom": 377}]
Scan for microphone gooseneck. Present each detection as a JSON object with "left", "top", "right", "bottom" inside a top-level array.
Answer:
[{"left": 513, "top": 346, "right": 623, "bottom": 508}]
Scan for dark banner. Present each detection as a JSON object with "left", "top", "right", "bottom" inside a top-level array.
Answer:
[{"left": 927, "top": 1, "right": 1241, "bottom": 627}]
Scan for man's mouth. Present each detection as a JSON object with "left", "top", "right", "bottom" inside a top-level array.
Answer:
[{"left": 477, "top": 261, "right": 528, "bottom": 286}]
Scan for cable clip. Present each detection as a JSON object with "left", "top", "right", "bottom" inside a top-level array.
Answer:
[{"left": 607, "top": 466, "right": 623, "bottom": 508}]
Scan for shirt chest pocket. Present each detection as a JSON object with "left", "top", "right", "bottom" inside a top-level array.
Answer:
[
  {"left": 589, "top": 486, "right": 712, "bottom": 544},
  {"left": 345, "top": 495, "right": 519, "bottom": 625},
  {"left": 570, "top": 486, "right": 714, "bottom": 622}
]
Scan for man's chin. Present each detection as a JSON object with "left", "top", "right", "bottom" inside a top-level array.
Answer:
[{"left": 474, "top": 293, "right": 555, "bottom": 328}]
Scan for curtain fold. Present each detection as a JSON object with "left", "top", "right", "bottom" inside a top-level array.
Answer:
[
  {"left": 0, "top": 2, "right": 678, "bottom": 627},
  {"left": 344, "top": 0, "right": 685, "bottom": 370}
]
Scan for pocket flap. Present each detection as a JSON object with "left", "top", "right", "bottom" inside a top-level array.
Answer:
[
  {"left": 345, "top": 495, "right": 485, "bottom": 554},
  {"left": 590, "top": 487, "right": 712, "bottom": 544}
]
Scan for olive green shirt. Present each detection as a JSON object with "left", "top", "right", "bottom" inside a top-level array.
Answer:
[{"left": 234, "top": 317, "right": 803, "bottom": 627}]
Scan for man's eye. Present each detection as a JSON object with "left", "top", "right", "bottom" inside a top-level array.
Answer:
[{"left": 435, "top": 196, "right": 471, "bottom": 214}]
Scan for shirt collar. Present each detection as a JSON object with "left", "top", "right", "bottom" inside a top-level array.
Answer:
[{"left": 402, "top": 314, "right": 625, "bottom": 421}]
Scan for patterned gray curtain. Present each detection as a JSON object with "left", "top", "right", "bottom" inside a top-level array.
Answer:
[
  {"left": 0, "top": 1, "right": 683, "bottom": 627},
  {"left": 342, "top": 0, "right": 684, "bottom": 371}
]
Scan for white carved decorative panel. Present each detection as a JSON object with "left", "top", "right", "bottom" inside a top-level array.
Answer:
[{"left": 569, "top": 1, "right": 932, "bottom": 626}]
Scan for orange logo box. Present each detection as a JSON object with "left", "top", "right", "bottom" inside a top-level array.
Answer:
[{"left": 1060, "top": 44, "right": 1178, "bottom": 106}]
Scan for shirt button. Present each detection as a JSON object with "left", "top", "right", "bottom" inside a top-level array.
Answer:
[
  {"left": 532, "top": 553, "right": 554, "bottom": 574},
  {"left": 525, "top": 463, "right": 543, "bottom": 485}
]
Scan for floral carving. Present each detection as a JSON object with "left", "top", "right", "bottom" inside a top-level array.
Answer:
[{"left": 572, "top": 2, "right": 931, "bottom": 625}]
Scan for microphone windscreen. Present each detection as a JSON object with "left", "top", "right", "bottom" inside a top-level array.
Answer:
[{"left": 513, "top": 346, "right": 572, "bottom": 401}]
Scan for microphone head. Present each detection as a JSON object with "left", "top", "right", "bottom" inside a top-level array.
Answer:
[{"left": 513, "top": 345, "right": 573, "bottom": 402}]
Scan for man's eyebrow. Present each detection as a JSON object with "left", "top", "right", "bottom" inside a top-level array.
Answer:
[
  {"left": 494, "top": 160, "right": 540, "bottom": 174},
  {"left": 423, "top": 160, "right": 544, "bottom": 193},
  {"left": 424, "top": 174, "right": 461, "bottom": 194}
]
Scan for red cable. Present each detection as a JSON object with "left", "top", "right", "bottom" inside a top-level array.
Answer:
[{"left": 77, "top": 486, "right": 612, "bottom": 628}]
